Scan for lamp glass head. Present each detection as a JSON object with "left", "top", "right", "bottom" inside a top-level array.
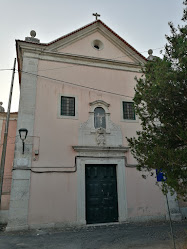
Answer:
[{"left": 19, "top": 128, "right": 28, "bottom": 141}]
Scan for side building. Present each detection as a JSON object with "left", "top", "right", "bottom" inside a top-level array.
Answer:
[{"left": 0, "top": 104, "right": 18, "bottom": 224}]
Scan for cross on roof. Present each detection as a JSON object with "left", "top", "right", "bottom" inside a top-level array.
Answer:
[{"left": 93, "top": 13, "right": 100, "bottom": 20}]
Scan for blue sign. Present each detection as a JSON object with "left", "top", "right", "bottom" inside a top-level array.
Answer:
[{"left": 156, "top": 169, "right": 166, "bottom": 182}]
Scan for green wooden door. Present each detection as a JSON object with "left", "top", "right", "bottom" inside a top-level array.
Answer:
[{"left": 86, "top": 165, "right": 118, "bottom": 224}]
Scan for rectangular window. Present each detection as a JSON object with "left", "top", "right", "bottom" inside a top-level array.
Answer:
[
  {"left": 61, "top": 96, "right": 75, "bottom": 116},
  {"left": 123, "top": 102, "right": 135, "bottom": 120}
]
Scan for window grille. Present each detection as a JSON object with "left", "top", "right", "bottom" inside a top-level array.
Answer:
[
  {"left": 123, "top": 102, "right": 135, "bottom": 120},
  {"left": 61, "top": 96, "right": 75, "bottom": 116}
]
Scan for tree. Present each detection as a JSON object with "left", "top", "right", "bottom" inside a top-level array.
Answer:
[{"left": 127, "top": 1, "right": 187, "bottom": 198}]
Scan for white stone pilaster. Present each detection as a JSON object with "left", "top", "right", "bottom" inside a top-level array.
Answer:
[{"left": 6, "top": 56, "right": 38, "bottom": 231}]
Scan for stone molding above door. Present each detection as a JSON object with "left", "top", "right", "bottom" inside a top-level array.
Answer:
[{"left": 73, "top": 146, "right": 129, "bottom": 157}]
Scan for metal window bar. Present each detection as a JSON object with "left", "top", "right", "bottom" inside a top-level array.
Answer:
[
  {"left": 123, "top": 102, "right": 135, "bottom": 120},
  {"left": 61, "top": 97, "right": 75, "bottom": 116}
]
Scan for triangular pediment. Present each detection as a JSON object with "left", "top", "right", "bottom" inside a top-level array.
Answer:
[{"left": 46, "top": 21, "right": 146, "bottom": 64}]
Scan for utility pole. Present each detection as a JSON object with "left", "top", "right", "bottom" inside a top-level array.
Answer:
[
  {"left": 166, "top": 194, "right": 176, "bottom": 249},
  {"left": 0, "top": 58, "right": 16, "bottom": 208},
  {"left": 156, "top": 170, "right": 176, "bottom": 249}
]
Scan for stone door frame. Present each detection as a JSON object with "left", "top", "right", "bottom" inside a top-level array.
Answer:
[{"left": 76, "top": 155, "right": 127, "bottom": 225}]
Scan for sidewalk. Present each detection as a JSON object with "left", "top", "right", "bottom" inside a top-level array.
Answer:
[{"left": 0, "top": 221, "right": 187, "bottom": 249}]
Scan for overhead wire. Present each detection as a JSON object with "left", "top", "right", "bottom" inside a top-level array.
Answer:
[
  {"left": 0, "top": 69, "right": 13, "bottom": 71},
  {"left": 16, "top": 69, "right": 135, "bottom": 98},
  {"left": 0, "top": 46, "right": 164, "bottom": 73},
  {"left": 12, "top": 45, "right": 166, "bottom": 98},
  {"left": 0, "top": 46, "right": 165, "bottom": 99},
  {"left": 37, "top": 46, "right": 164, "bottom": 72}
]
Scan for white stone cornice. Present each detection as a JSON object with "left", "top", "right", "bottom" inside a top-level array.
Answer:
[
  {"left": 73, "top": 146, "right": 129, "bottom": 153},
  {"left": 22, "top": 48, "right": 141, "bottom": 66},
  {"left": 21, "top": 49, "right": 142, "bottom": 72}
]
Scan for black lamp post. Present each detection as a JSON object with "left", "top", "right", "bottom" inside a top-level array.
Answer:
[{"left": 18, "top": 128, "right": 28, "bottom": 154}]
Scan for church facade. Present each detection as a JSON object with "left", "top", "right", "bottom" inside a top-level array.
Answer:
[{"left": 6, "top": 20, "right": 183, "bottom": 230}]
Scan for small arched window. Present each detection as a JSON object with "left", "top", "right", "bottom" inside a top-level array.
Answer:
[{"left": 94, "top": 107, "right": 106, "bottom": 129}]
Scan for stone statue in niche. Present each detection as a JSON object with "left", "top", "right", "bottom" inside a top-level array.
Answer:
[
  {"left": 94, "top": 107, "right": 106, "bottom": 129},
  {"left": 96, "top": 127, "right": 106, "bottom": 146},
  {"left": 78, "top": 100, "right": 123, "bottom": 147}
]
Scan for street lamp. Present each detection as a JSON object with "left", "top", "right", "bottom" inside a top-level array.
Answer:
[{"left": 19, "top": 128, "right": 28, "bottom": 154}]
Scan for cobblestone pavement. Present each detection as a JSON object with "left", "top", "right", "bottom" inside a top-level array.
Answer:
[{"left": 0, "top": 221, "right": 187, "bottom": 249}]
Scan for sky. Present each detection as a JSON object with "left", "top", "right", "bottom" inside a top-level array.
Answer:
[{"left": 0, "top": 0, "right": 184, "bottom": 112}]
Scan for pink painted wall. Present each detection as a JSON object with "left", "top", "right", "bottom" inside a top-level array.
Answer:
[
  {"left": 27, "top": 32, "right": 166, "bottom": 224},
  {"left": 27, "top": 57, "right": 166, "bottom": 224},
  {"left": 126, "top": 168, "right": 166, "bottom": 218},
  {"left": 28, "top": 173, "right": 77, "bottom": 224},
  {"left": 0, "top": 113, "right": 17, "bottom": 210}
]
